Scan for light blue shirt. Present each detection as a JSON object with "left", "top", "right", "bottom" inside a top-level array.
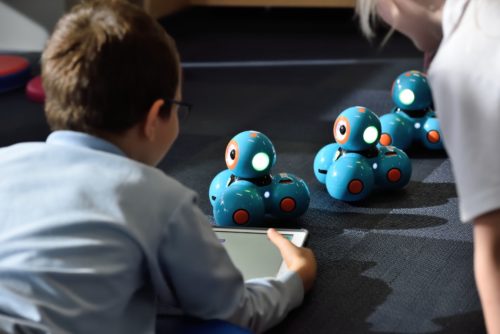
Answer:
[{"left": 0, "top": 131, "right": 303, "bottom": 334}]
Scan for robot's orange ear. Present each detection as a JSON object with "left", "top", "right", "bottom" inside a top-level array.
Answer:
[
  {"left": 225, "top": 140, "right": 240, "bottom": 170},
  {"left": 333, "top": 116, "right": 351, "bottom": 145}
]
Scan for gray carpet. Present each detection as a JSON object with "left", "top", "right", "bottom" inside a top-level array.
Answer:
[{"left": 160, "top": 58, "right": 484, "bottom": 333}]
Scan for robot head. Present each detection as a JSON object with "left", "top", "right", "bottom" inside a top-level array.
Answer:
[
  {"left": 333, "top": 106, "right": 381, "bottom": 151},
  {"left": 392, "top": 70, "right": 433, "bottom": 110},
  {"left": 225, "top": 130, "right": 276, "bottom": 178}
]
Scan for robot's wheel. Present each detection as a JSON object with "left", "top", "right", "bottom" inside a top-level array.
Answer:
[
  {"left": 426, "top": 130, "right": 440, "bottom": 144},
  {"left": 387, "top": 168, "right": 402, "bottom": 182},
  {"left": 280, "top": 197, "right": 296, "bottom": 212},
  {"left": 232, "top": 209, "right": 250, "bottom": 225},
  {"left": 379, "top": 133, "right": 392, "bottom": 146},
  {"left": 348, "top": 179, "right": 364, "bottom": 194}
]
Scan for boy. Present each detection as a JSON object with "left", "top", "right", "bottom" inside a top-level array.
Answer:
[
  {"left": 356, "top": 0, "right": 500, "bottom": 332},
  {"left": 0, "top": 1, "right": 316, "bottom": 333}
]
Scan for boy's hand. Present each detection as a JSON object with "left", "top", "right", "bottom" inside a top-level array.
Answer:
[{"left": 267, "top": 228, "right": 317, "bottom": 292}]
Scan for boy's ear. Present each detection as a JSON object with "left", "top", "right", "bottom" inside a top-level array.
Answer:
[{"left": 144, "top": 99, "right": 165, "bottom": 141}]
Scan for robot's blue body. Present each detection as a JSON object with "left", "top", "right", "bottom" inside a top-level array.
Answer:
[
  {"left": 379, "top": 70, "right": 443, "bottom": 150},
  {"left": 210, "top": 131, "right": 310, "bottom": 227},
  {"left": 314, "top": 106, "right": 412, "bottom": 202}
]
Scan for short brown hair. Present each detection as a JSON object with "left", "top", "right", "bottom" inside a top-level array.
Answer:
[{"left": 42, "top": 0, "right": 180, "bottom": 133}]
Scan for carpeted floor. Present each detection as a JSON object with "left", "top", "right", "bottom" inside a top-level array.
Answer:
[{"left": 0, "top": 6, "right": 485, "bottom": 334}]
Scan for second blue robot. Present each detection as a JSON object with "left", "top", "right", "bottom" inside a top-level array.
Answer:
[{"left": 314, "top": 106, "right": 412, "bottom": 201}]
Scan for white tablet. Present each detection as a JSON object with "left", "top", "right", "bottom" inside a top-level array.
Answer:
[{"left": 213, "top": 227, "right": 308, "bottom": 280}]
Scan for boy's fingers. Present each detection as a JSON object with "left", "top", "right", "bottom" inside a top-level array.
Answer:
[{"left": 267, "top": 228, "right": 297, "bottom": 254}]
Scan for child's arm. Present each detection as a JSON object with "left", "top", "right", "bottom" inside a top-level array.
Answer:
[
  {"left": 158, "top": 193, "right": 315, "bottom": 333},
  {"left": 473, "top": 209, "right": 500, "bottom": 333}
]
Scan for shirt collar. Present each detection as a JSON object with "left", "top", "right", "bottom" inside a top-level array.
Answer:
[{"left": 46, "top": 130, "right": 126, "bottom": 157}]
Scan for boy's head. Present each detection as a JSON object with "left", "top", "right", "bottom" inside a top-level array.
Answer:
[{"left": 42, "top": 0, "right": 180, "bottom": 135}]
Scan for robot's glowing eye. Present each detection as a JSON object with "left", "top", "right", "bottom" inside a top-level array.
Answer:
[
  {"left": 252, "top": 152, "right": 270, "bottom": 171},
  {"left": 363, "top": 126, "right": 378, "bottom": 144},
  {"left": 399, "top": 89, "right": 415, "bottom": 105},
  {"left": 333, "top": 116, "right": 350, "bottom": 145},
  {"left": 225, "top": 140, "right": 239, "bottom": 170}
]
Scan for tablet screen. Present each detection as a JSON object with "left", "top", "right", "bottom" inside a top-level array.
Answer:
[{"left": 214, "top": 231, "right": 293, "bottom": 280}]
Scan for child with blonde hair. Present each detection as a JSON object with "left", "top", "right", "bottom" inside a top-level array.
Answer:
[{"left": 356, "top": 1, "right": 500, "bottom": 332}]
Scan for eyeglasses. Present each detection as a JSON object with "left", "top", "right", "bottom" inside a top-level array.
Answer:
[{"left": 163, "top": 99, "right": 193, "bottom": 122}]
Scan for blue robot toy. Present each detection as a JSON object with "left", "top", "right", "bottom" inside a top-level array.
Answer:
[
  {"left": 314, "top": 106, "right": 412, "bottom": 201},
  {"left": 379, "top": 70, "right": 443, "bottom": 150},
  {"left": 209, "top": 131, "right": 310, "bottom": 227}
]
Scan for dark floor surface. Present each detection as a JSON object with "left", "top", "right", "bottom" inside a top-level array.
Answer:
[{"left": 0, "top": 6, "right": 485, "bottom": 334}]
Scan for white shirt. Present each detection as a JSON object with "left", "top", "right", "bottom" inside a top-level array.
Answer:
[
  {"left": 0, "top": 131, "right": 303, "bottom": 334},
  {"left": 428, "top": 0, "right": 500, "bottom": 222}
]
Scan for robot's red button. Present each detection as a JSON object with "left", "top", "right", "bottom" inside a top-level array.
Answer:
[
  {"left": 0, "top": 55, "right": 30, "bottom": 76},
  {"left": 387, "top": 168, "right": 401, "bottom": 182},
  {"left": 280, "top": 197, "right": 296, "bottom": 212},
  {"left": 233, "top": 209, "right": 249, "bottom": 225},
  {"left": 348, "top": 180, "right": 363, "bottom": 194},
  {"left": 427, "top": 130, "right": 440, "bottom": 143},
  {"left": 379, "top": 133, "right": 392, "bottom": 146},
  {"left": 26, "top": 76, "right": 45, "bottom": 103}
]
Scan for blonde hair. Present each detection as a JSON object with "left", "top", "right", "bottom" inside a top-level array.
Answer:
[
  {"left": 355, "top": 0, "right": 378, "bottom": 39},
  {"left": 355, "top": 0, "right": 395, "bottom": 46}
]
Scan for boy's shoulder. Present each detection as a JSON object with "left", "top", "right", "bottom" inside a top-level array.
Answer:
[
  {"left": 0, "top": 139, "right": 199, "bottom": 226},
  {"left": 0, "top": 138, "right": 195, "bottom": 202}
]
